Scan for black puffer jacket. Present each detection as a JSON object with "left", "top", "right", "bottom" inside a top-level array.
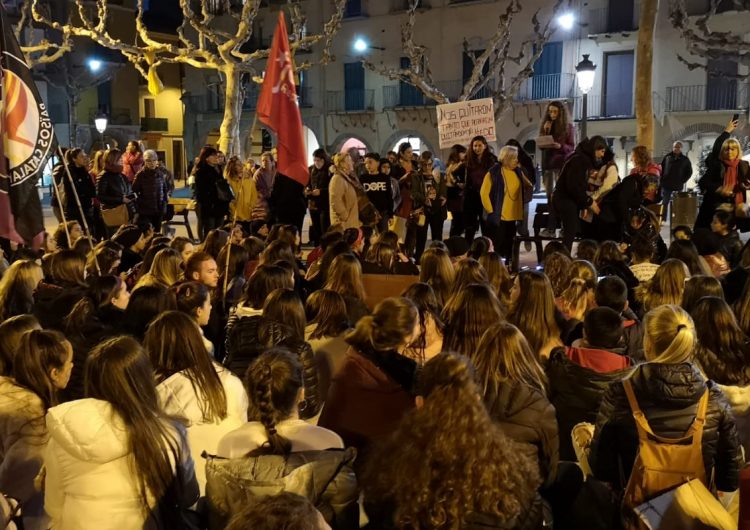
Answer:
[
  {"left": 224, "top": 315, "right": 320, "bottom": 418},
  {"left": 132, "top": 167, "right": 168, "bottom": 216},
  {"left": 194, "top": 163, "right": 229, "bottom": 218},
  {"left": 485, "top": 382, "right": 559, "bottom": 488},
  {"left": 589, "top": 362, "right": 742, "bottom": 492},
  {"left": 96, "top": 170, "right": 132, "bottom": 209},
  {"left": 546, "top": 348, "right": 634, "bottom": 461},
  {"left": 552, "top": 139, "right": 597, "bottom": 210}
]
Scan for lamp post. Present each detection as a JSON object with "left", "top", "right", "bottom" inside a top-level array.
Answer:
[
  {"left": 575, "top": 54, "right": 596, "bottom": 140},
  {"left": 353, "top": 38, "right": 385, "bottom": 52},
  {"left": 94, "top": 110, "right": 108, "bottom": 148}
]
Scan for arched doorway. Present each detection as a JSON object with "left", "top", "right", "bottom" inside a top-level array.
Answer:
[
  {"left": 339, "top": 137, "right": 368, "bottom": 157},
  {"left": 303, "top": 126, "right": 320, "bottom": 166}
]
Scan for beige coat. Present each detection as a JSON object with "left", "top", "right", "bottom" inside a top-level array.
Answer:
[{"left": 329, "top": 171, "right": 359, "bottom": 229}]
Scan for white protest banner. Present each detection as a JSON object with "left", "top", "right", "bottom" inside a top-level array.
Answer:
[{"left": 436, "top": 98, "right": 496, "bottom": 149}]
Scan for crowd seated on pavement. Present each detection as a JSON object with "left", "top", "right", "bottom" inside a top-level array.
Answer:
[{"left": 2, "top": 128, "right": 750, "bottom": 529}]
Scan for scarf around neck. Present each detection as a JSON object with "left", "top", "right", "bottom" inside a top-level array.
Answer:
[{"left": 724, "top": 157, "right": 742, "bottom": 205}]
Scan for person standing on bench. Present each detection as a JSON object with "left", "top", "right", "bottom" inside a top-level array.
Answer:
[
  {"left": 539, "top": 101, "right": 576, "bottom": 238},
  {"left": 552, "top": 136, "right": 606, "bottom": 251}
]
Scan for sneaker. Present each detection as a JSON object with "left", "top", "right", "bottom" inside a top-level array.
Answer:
[
  {"left": 540, "top": 229, "right": 556, "bottom": 238},
  {"left": 524, "top": 240, "right": 533, "bottom": 252}
]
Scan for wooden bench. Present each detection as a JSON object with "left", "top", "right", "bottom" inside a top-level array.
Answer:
[
  {"left": 165, "top": 198, "right": 196, "bottom": 241},
  {"left": 510, "top": 203, "right": 580, "bottom": 272},
  {"left": 362, "top": 274, "right": 420, "bottom": 309}
]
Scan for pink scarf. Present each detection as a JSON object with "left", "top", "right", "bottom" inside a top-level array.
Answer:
[{"left": 723, "top": 158, "right": 742, "bottom": 204}]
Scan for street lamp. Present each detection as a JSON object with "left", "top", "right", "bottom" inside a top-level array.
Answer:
[
  {"left": 94, "top": 110, "right": 108, "bottom": 147},
  {"left": 87, "top": 59, "right": 102, "bottom": 73},
  {"left": 353, "top": 37, "right": 385, "bottom": 53},
  {"left": 576, "top": 54, "right": 596, "bottom": 140},
  {"left": 557, "top": 13, "right": 576, "bottom": 31}
]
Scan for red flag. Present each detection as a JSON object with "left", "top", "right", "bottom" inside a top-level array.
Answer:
[
  {"left": 0, "top": 4, "right": 51, "bottom": 247},
  {"left": 256, "top": 12, "right": 309, "bottom": 186}
]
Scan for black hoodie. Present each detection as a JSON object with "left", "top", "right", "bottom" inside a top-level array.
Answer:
[{"left": 553, "top": 139, "right": 597, "bottom": 209}]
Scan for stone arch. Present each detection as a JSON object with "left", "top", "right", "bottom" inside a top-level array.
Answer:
[
  {"left": 517, "top": 123, "right": 541, "bottom": 145},
  {"left": 382, "top": 129, "right": 436, "bottom": 156},
  {"left": 330, "top": 132, "right": 373, "bottom": 154},
  {"left": 663, "top": 122, "right": 726, "bottom": 154}
]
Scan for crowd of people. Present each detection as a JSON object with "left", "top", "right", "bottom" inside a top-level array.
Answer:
[{"left": 1, "top": 103, "right": 750, "bottom": 529}]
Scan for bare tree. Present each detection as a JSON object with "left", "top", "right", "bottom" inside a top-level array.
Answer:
[
  {"left": 669, "top": 0, "right": 750, "bottom": 76},
  {"left": 31, "top": 0, "right": 348, "bottom": 155},
  {"left": 14, "top": 1, "right": 72, "bottom": 67},
  {"left": 362, "top": 0, "right": 566, "bottom": 120},
  {"left": 635, "top": 0, "right": 659, "bottom": 150}
]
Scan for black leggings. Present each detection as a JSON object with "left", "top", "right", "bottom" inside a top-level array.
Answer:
[{"left": 553, "top": 195, "right": 580, "bottom": 251}]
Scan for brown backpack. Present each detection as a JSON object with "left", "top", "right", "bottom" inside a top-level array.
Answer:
[{"left": 621, "top": 378, "right": 710, "bottom": 527}]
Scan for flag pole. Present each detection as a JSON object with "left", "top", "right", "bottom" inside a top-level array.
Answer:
[
  {"left": 222, "top": 114, "right": 257, "bottom": 312},
  {"left": 50, "top": 157, "right": 71, "bottom": 247},
  {"left": 57, "top": 146, "right": 100, "bottom": 274}
]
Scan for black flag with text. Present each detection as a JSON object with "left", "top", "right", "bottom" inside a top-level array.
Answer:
[{"left": 0, "top": 3, "right": 54, "bottom": 246}]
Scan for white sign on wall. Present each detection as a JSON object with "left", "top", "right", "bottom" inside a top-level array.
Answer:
[{"left": 436, "top": 98, "right": 496, "bottom": 149}]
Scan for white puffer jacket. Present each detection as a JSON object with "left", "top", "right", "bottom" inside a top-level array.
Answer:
[
  {"left": 156, "top": 363, "right": 248, "bottom": 492},
  {"left": 44, "top": 398, "right": 198, "bottom": 530}
]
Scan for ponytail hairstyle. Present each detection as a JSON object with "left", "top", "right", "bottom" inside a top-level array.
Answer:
[
  {"left": 14, "top": 329, "right": 71, "bottom": 409},
  {"left": 0, "top": 315, "right": 41, "bottom": 376},
  {"left": 305, "top": 289, "right": 350, "bottom": 340},
  {"left": 261, "top": 288, "right": 306, "bottom": 342},
  {"left": 144, "top": 311, "right": 228, "bottom": 422},
  {"left": 643, "top": 304, "right": 696, "bottom": 364},
  {"left": 346, "top": 297, "right": 418, "bottom": 352},
  {"left": 173, "top": 281, "right": 210, "bottom": 319},
  {"left": 84, "top": 336, "right": 182, "bottom": 519},
  {"left": 64, "top": 275, "right": 123, "bottom": 335},
  {"left": 560, "top": 278, "right": 591, "bottom": 321},
  {"left": 473, "top": 322, "right": 547, "bottom": 397},
  {"left": 245, "top": 348, "right": 302, "bottom": 455}
]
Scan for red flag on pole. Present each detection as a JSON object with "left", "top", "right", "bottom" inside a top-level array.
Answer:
[{"left": 256, "top": 11, "right": 309, "bottom": 187}]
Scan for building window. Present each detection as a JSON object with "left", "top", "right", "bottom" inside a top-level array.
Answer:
[
  {"left": 603, "top": 51, "right": 634, "bottom": 117},
  {"left": 344, "top": 0, "right": 363, "bottom": 17},
  {"left": 144, "top": 98, "right": 156, "bottom": 118}
]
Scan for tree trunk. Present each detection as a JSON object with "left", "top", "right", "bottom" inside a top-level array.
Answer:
[
  {"left": 635, "top": 0, "right": 659, "bottom": 151},
  {"left": 219, "top": 65, "right": 242, "bottom": 157}
]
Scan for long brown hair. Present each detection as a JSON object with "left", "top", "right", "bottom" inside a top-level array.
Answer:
[
  {"left": 305, "top": 290, "right": 350, "bottom": 340},
  {"left": 324, "top": 253, "right": 366, "bottom": 301},
  {"left": 479, "top": 252, "right": 512, "bottom": 309},
  {"left": 472, "top": 322, "right": 548, "bottom": 396},
  {"left": 0, "top": 260, "right": 43, "bottom": 321},
  {"left": 693, "top": 297, "right": 750, "bottom": 385},
  {"left": 14, "top": 329, "right": 70, "bottom": 409},
  {"left": 539, "top": 100, "right": 569, "bottom": 139},
  {"left": 144, "top": 311, "right": 228, "bottom": 423},
  {"left": 244, "top": 349, "right": 302, "bottom": 456},
  {"left": 637, "top": 259, "right": 688, "bottom": 311},
  {"left": 85, "top": 336, "right": 184, "bottom": 519},
  {"left": 420, "top": 247, "right": 456, "bottom": 308},
  {"left": 402, "top": 282, "right": 445, "bottom": 365},
  {"left": 262, "top": 288, "right": 307, "bottom": 342},
  {"left": 49, "top": 249, "right": 87, "bottom": 287},
  {"left": 64, "top": 275, "right": 123, "bottom": 335},
  {"left": 0, "top": 315, "right": 41, "bottom": 376},
  {"left": 451, "top": 257, "right": 488, "bottom": 297},
  {"left": 365, "top": 241, "right": 396, "bottom": 272},
  {"left": 346, "top": 297, "right": 417, "bottom": 352},
  {"left": 241, "top": 264, "right": 294, "bottom": 309},
  {"left": 442, "top": 283, "right": 504, "bottom": 358},
  {"left": 508, "top": 271, "right": 560, "bottom": 356},
  {"left": 363, "top": 353, "right": 540, "bottom": 529},
  {"left": 682, "top": 275, "right": 723, "bottom": 314}
]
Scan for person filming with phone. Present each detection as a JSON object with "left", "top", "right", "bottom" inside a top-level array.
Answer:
[{"left": 695, "top": 116, "right": 750, "bottom": 229}]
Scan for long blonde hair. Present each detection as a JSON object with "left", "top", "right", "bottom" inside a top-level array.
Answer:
[
  {"left": 643, "top": 305, "right": 695, "bottom": 364},
  {"left": 0, "top": 260, "right": 43, "bottom": 321},
  {"left": 419, "top": 247, "right": 455, "bottom": 308},
  {"left": 136, "top": 248, "right": 183, "bottom": 289},
  {"left": 324, "top": 253, "right": 366, "bottom": 301}
]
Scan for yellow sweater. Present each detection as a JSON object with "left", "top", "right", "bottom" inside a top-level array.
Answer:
[
  {"left": 228, "top": 176, "right": 258, "bottom": 221},
  {"left": 480, "top": 168, "right": 523, "bottom": 222}
]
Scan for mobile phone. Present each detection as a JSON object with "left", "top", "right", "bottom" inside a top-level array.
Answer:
[{"left": 732, "top": 113, "right": 740, "bottom": 122}]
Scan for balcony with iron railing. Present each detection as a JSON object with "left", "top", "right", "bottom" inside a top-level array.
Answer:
[
  {"left": 586, "top": 0, "right": 640, "bottom": 34},
  {"left": 571, "top": 93, "right": 635, "bottom": 120},
  {"left": 383, "top": 85, "right": 431, "bottom": 108},
  {"left": 515, "top": 73, "right": 576, "bottom": 102},
  {"left": 326, "top": 89, "right": 375, "bottom": 112},
  {"left": 665, "top": 83, "right": 749, "bottom": 112}
]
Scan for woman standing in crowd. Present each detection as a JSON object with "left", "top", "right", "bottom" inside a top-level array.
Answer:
[
  {"left": 697, "top": 117, "right": 750, "bottom": 228},
  {"left": 480, "top": 145, "right": 532, "bottom": 262},
  {"left": 329, "top": 152, "right": 360, "bottom": 230},
  {"left": 362, "top": 353, "right": 543, "bottom": 529},
  {"left": 96, "top": 148, "right": 134, "bottom": 233},
  {"left": 463, "top": 135, "right": 498, "bottom": 242},
  {"left": 319, "top": 297, "right": 419, "bottom": 462},
  {"left": 194, "top": 146, "right": 231, "bottom": 240},
  {"left": 508, "top": 270, "right": 563, "bottom": 359},
  {"left": 121, "top": 140, "right": 144, "bottom": 183},
  {"left": 589, "top": 305, "right": 740, "bottom": 501},
  {"left": 0, "top": 330, "right": 72, "bottom": 530},
  {"left": 251, "top": 152, "right": 277, "bottom": 235},
  {"left": 44, "top": 336, "right": 199, "bottom": 529},
  {"left": 506, "top": 139, "right": 536, "bottom": 248},
  {"left": 225, "top": 155, "right": 257, "bottom": 235},
  {"left": 539, "top": 101, "right": 576, "bottom": 237},
  {"left": 472, "top": 322, "right": 558, "bottom": 487},
  {"left": 445, "top": 143, "right": 468, "bottom": 237},
  {"left": 0, "top": 260, "right": 43, "bottom": 321},
  {"left": 420, "top": 151, "right": 447, "bottom": 246},
  {"left": 144, "top": 311, "right": 248, "bottom": 491},
  {"left": 132, "top": 150, "right": 169, "bottom": 230},
  {"left": 552, "top": 136, "right": 606, "bottom": 250},
  {"left": 306, "top": 149, "right": 332, "bottom": 246},
  {"left": 62, "top": 148, "right": 97, "bottom": 232}
]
